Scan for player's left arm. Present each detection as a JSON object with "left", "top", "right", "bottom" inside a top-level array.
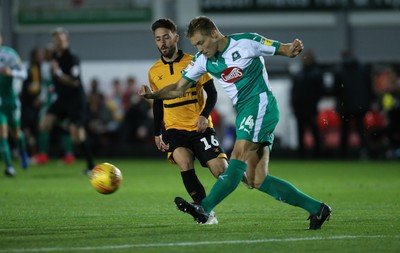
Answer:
[
  {"left": 0, "top": 53, "right": 27, "bottom": 80},
  {"left": 10, "top": 63, "right": 27, "bottom": 80},
  {"left": 277, "top": 39, "right": 304, "bottom": 58},
  {"left": 196, "top": 79, "right": 217, "bottom": 133},
  {"left": 201, "top": 79, "right": 217, "bottom": 118}
]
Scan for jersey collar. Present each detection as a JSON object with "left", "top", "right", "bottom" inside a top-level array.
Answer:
[
  {"left": 161, "top": 49, "right": 184, "bottom": 64},
  {"left": 210, "top": 36, "right": 231, "bottom": 61}
]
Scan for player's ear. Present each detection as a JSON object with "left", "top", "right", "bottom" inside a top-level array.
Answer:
[
  {"left": 210, "top": 29, "right": 218, "bottom": 39},
  {"left": 175, "top": 33, "right": 180, "bottom": 42}
]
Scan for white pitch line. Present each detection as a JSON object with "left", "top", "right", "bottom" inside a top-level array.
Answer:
[{"left": 1, "top": 235, "right": 399, "bottom": 253}]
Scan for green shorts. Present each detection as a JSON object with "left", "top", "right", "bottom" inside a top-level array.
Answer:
[
  {"left": 0, "top": 104, "right": 21, "bottom": 129},
  {"left": 235, "top": 91, "right": 279, "bottom": 146}
]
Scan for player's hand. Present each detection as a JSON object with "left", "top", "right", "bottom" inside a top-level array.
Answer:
[
  {"left": 138, "top": 85, "right": 154, "bottom": 99},
  {"left": 155, "top": 135, "right": 169, "bottom": 152},
  {"left": 50, "top": 60, "right": 60, "bottom": 74},
  {"left": 196, "top": 115, "right": 208, "bottom": 133},
  {"left": 0, "top": 67, "right": 12, "bottom": 76},
  {"left": 289, "top": 39, "right": 304, "bottom": 58}
]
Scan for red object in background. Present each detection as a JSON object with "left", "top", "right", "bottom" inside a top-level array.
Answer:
[
  {"left": 348, "top": 131, "right": 360, "bottom": 147},
  {"left": 317, "top": 109, "right": 341, "bottom": 148},
  {"left": 210, "top": 109, "right": 220, "bottom": 129},
  {"left": 324, "top": 131, "right": 341, "bottom": 148},
  {"left": 317, "top": 108, "right": 341, "bottom": 132},
  {"left": 363, "top": 110, "right": 384, "bottom": 131},
  {"left": 31, "top": 153, "right": 49, "bottom": 164},
  {"left": 303, "top": 129, "right": 315, "bottom": 148},
  {"left": 62, "top": 153, "right": 76, "bottom": 164}
]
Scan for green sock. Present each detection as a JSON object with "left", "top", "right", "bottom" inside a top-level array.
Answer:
[
  {"left": 202, "top": 159, "right": 246, "bottom": 213},
  {"left": 0, "top": 138, "right": 12, "bottom": 167},
  {"left": 38, "top": 131, "right": 49, "bottom": 153},
  {"left": 61, "top": 134, "right": 73, "bottom": 154},
  {"left": 17, "top": 132, "right": 27, "bottom": 153},
  {"left": 259, "top": 175, "right": 321, "bottom": 214}
]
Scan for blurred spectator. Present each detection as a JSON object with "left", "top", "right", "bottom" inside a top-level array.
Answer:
[
  {"left": 87, "top": 78, "right": 102, "bottom": 103},
  {"left": 86, "top": 79, "right": 117, "bottom": 155},
  {"left": 20, "top": 47, "right": 44, "bottom": 156},
  {"left": 373, "top": 67, "right": 400, "bottom": 158},
  {"left": 120, "top": 91, "right": 153, "bottom": 148},
  {"left": 122, "top": 76, "right": 137, "bottom": 111},
  {"left": 291, "top": 50, "right": 324, "bottom": 158},
  {"left": 333, "top": 50, "right": 373, "bottom": 158},
  {"left": 106, "top": 78, "right": 124, "bottom": 124}
]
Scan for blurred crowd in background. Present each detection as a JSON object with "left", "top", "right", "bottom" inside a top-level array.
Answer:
[
  {"left": 290, "top": 50, "right": 400, "bottom": 160},
  {"left": 19, "top": 45, "right": 155, "bottom": 159},
  {"left": 19, "top": 45, "right": 400, "bottom": 161}
]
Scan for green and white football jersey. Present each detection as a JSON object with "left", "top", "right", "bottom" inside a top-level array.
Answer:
[
  {"left": 0, "top": 46, "right": 26, "bottom": 107},
  {"left": 182, "top": 33, "right": 280, "bottom": 107}
]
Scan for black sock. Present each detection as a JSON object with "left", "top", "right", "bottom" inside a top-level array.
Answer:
[
  {"left": 78, "top": 141, "right": 95, "bottom": 170},
  {"left": 180, "top": 169, "right": 206, "bottom": 203}
]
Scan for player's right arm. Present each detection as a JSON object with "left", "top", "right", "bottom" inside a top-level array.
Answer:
[
  {"left": 51, "top": 55, "right": 81, "bottom": 88},
  {"left": 139, "top": 77, "right": 192, "bottom": 100},
  {"left": 277, "top": 39, "right": 303, "bottom": 58}
]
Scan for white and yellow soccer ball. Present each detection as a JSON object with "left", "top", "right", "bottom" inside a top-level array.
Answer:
[{"left": 90, "top": 163, "right": 123, "bottom": 194}]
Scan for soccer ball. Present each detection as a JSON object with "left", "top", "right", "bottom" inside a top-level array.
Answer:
[{"left": 90, "top": 163, "right": 123, "bottom": 194}]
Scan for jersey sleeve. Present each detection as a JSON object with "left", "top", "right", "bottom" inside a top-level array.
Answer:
[
  {"left": 69, "top": 55, "right": 81, "bottom": 80},
  {"left": 249, "top": 33, "right": 280, "bottom": 57},
  {"left": 148, "top": 68, "right": 158, "bottom": 91},
  {"left": 182, "top": 53, "right": 207, "bottom": 83},
  {"left": 197, "top": 72, "right": 213, "bottom": 87},
  {"left": 8, "top": 48, "right": 27, "bottom": 80}
]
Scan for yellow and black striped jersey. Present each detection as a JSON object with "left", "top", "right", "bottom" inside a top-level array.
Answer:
[{"left": 148, "top": 52, "right": 214, "bottom": 132}]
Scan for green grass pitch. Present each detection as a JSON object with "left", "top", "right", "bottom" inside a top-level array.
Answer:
[{"left": 0, "top": 158, "right": 399, "bottom": 253}]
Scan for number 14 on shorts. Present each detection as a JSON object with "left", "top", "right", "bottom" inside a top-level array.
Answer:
[{"left": 239, "top": 115, "right": 254, "bottom": 135}]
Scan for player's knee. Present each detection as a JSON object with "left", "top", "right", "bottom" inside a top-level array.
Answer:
[
  {"left": 207, "top": 158, "right": 228, "bottom": 177},
  {"left": 176, "top": 159, "right": 194, "bottom": 172},
  {"left": 231, "top": 149, "right": 247, "bottom": 161},
  {"left": 231, "top": 141, "right": 257, "bottom": 161},
  {"left": 241, "top": 174, "right": 255, "bottom": 189},
  {"left": 211, "top": 165, "right": 225, "bottom": 178},
  {"left": 252, "top": 182, "right": 262, "bottom": 189},
  {"left": 252, "top": 176, "right": 268, "bottom": 189}
]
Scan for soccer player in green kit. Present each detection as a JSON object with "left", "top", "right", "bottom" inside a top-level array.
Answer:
[
  {"left": 0, "top": 35, "right": 29, "bottom": 177},
  {"left": 140, "top": 16, "right": 331, "bottom": 229}
]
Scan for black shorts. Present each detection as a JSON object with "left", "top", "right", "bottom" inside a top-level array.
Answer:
[
  {"left": 164, "top": 128, "right": 227, "bottom": 167},
  {"left": 21, "top": 106, "right": 39, "bottom": 132},
  {"left": 47, "top": 98, "right": 87, "bottom": 127}
]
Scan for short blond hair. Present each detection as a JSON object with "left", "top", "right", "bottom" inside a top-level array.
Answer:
[{"left": 186, "top": 16, "right": 217, "bottom": 38}]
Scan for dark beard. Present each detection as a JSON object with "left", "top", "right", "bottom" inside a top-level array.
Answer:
[{"left": 159, "top": 47, "right": 174, "bottom": 59}]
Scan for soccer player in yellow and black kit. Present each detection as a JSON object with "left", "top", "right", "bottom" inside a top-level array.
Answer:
[{"left": 148, "top": 19, "right": 228, "bottom": 224}]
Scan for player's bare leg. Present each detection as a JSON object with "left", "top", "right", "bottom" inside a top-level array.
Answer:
[{"left": 0, "top": 122, "right": 14, "bottom": 177}]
